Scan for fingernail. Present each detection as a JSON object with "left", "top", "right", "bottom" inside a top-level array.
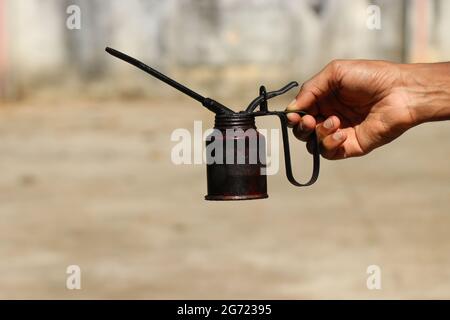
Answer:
[
  {"left": 324, "top": 117, "right": 334, "bottom": 129},
  {"left": 332, "top": 130, "right": 344, "bottom": 141},
  {"left": 286, "top": 99, "right": 297, "bottom": 110}
]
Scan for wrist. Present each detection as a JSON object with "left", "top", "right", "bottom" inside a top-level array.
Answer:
[{"left": 400, "top": 62, "right": 450, "bottom": 126}]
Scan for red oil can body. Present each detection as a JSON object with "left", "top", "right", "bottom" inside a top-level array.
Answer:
[{"left": 205, "top": 113, "right": 268, "bottom": 200}]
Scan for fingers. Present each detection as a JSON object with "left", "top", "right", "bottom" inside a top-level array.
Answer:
[
  {"left": 286, "top": 60, "right": 342, "bottom": 138},
  {"left": 315, "top": 115, "right": 347, "bottom": 159},
  {"left": 286, "top": 99, "right": 316, "bottom": 141},
  {"left": 315, "top": 115, "right": 340, "bottom": 141},
  {"left": 293, "top": 115, "right": 316, "bottom": 141},
  {"left": 295, "top": 60, "right": 341, "bottom": 114},
  {"left": 306, "top": 128, "right": 347, "bottom": 160},
  {"left": 286, "top": 60, "right": 347, "bottom": 159},
  {"left": 320, "top": 129, "right": 347, "bottom": 160},
  {"left": 302, "top": 115, "right": 348, "bottom": 160},
  {"left": 286, "top": 99, "right": 301, "bottom": 127}
]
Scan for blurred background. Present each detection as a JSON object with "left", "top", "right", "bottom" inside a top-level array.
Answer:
[{"left": 0, "top": 0, "right": 449, "bottom": 299}]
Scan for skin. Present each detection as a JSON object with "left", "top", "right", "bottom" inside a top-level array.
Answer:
[{"left": 286, "top": 60, "right": 450, "bottom": 160}]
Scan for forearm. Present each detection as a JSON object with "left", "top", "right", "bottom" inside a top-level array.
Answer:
[{"left": 402, "top": 62, "right": 450, "bottom": 125}]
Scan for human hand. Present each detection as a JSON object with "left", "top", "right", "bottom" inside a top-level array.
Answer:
[{"left": 287, "top": 60, "right": 450, "bottom": 160}]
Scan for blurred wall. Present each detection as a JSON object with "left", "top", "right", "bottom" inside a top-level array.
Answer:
[{"left": 1, "top": 0, "right": 449, "bottom": 101}]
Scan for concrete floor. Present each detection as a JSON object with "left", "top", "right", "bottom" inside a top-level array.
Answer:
[{"left": 0, "top": 99, "right": 449, "bottom": 299}]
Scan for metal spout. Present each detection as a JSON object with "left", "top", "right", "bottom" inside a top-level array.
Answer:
[{"left": 105, "top": 47, "right": 234, "bottom": 114}]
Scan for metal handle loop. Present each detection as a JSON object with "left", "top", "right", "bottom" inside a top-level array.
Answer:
[{"left": 254, "top": 111, "right": 320, "bottom": 187}]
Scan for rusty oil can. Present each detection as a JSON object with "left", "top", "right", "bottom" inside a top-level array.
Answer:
[{"left": 106, "top": 47, "right": 320, "bottom": 200}]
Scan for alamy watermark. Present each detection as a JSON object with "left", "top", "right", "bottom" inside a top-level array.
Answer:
[
  {"left": 66, "top": 265, "right": 81, "bottom": 290},
  {"left": 66, "top": 5, "right": 81, "bottom": 30},
  {"left": 170, "top": 121, "right": 281, "bottom": 175},
  {"left": 366, "top": 264, "right": 382, "bottom": 290},
  {"left": 366, "top": 5, "right": 381, "bottom": 30}
]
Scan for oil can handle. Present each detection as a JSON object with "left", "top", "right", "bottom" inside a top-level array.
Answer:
[{"left": 254, "top": 111, "right": 320, "bottom": 187}]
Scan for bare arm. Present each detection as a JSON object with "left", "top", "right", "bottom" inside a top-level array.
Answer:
[{"left": 286, "top": 60, "right": 450, "bottom": 160}]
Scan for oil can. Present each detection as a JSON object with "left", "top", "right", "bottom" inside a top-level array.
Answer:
[
  {"left": 205, "top": 112, "right": 268, "bottom": 200},
  {"left": 106, "top": 47, "right": 320, "bottom": 200}
]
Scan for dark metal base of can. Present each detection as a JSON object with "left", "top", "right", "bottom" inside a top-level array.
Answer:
[
  {"left": 205, "top": 113, "right": 269, "bottom": 201},
  {"left": 205, "top": 194, "right": 268, "bottom": 201}
]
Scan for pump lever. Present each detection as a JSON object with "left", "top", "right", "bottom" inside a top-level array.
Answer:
[{"left": 245, "top": 81, "right": 299, "bottom": 113}]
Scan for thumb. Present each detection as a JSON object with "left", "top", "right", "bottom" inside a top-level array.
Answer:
[{"left": 295, "top": 60, "right": 341, "bottom": 116}]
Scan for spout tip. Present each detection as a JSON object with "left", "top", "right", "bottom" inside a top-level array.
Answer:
[{"left": 105, "top": 47, "right": 126, "bottom": 60}]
